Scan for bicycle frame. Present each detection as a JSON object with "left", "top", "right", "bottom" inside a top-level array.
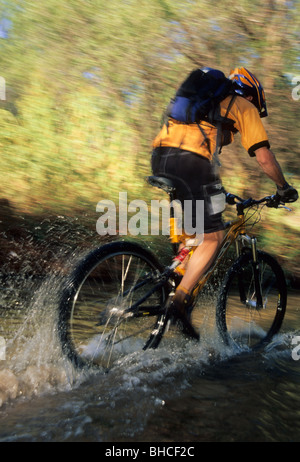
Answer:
[
  {"left": 122, "top": 211, "right": 260, "bottom": 317},
  {"left": 189, "top": 213, "right": 260, "bottom": 301},
  {"left": 123, "top": 192, "right": 287, "bottom": 317}
]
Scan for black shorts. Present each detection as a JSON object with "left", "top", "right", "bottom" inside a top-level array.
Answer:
[{"left": 151, "top": 147, "right": 225, "bottom": 234}]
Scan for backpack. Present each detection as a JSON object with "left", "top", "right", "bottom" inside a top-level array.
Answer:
[
  {"left": 166, "top": 67, "right": 234, "bottom": 124},
  {"left": 165, "top": 67, "right": 236, "bottom": 166}
]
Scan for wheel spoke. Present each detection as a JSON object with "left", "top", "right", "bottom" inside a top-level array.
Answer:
[
  {"left": 217, "top": 251, "right": 286, "bottom": 349},
  {"left": 59, "top": 243, "right": 168, "bottom": 369}
]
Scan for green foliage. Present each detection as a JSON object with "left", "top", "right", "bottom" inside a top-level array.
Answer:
[{"left": 0, "top": 0, "right": 299, "bottom": 274}]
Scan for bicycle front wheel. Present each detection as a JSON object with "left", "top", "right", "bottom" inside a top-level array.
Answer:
[
  {"left": 58, "top": 241, "right": 169, "bottom": 369},
  {"left": 216, "top": 250, "right": 287, "bottom": 350}
]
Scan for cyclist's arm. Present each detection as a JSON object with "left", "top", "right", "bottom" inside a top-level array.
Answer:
[{"left": 254, "top": 146, "right": 286, "bottom": 187}]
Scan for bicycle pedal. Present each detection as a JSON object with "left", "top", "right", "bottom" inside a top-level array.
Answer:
[
  {"left": 169, "top": 272, "right": 183, "bottom": 288},
  {"left": 167, "top": 302, "right": 199, "bottom": 341}
]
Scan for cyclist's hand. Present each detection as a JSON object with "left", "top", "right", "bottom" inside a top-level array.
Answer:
[
  {"left": 225, "top": 192, "right": 236, "bottom": 205},
  {"left": 276, "top": 182, "right": 299, "bottom": 203}
]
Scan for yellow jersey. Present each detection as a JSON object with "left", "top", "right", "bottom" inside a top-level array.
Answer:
[{"left": 152, "top": 95, "right": 270, "bottom": 161}]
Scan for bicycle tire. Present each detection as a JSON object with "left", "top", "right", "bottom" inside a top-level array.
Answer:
[
  {"left": 216, "top": 250, "right": 287, "bottom": 350},
  {"left": 58, "top": 241, "right": 169, "bottom": 369}
]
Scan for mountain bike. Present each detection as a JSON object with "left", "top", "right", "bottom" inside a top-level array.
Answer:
[{"left": 58, "top": 176, "right": 289, "bottom": 370}]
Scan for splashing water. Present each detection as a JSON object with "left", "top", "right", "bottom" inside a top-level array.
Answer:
[
  {"left": 0, "top": 271, "right": 298, "bottom": 442},
  {"left": 0, "top": 215, "right": 299, "bottom": 442},
  {"left": 0, "top": 274, "right": 85, "bottom": 407},
  {"left": 0, "top": 214, "right": 103, "bottom": 407},
  {"left": 0, "top": 258, "right": 237, "bottom": 411}
]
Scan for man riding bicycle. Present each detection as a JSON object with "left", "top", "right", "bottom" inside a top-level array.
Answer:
[{"left": 151, "top": 67, "right": 298, "bottom": 338}]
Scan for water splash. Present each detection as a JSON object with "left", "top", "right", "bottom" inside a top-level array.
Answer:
[
  {"left": 0, "top": 266, "right": 237, "bottom": 410},
  {"left": 0, "top": 212, "right": 297, "bottom": 415},
  {"left": 0, "top": 272, "right": 88, "bottom": 407},
  {"left": 0, "top": 213, "right": 103, "bottom": 408}
]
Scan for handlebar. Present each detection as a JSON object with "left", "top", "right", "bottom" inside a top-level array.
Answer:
[{"left": 225, "top": 192, "right": 292, "bottom": 213}]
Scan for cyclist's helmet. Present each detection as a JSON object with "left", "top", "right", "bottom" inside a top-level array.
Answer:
[{"left": 229, "top": 67, "right": 268, "bottom": 118}]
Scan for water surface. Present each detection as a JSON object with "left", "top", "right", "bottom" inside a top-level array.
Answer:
[{"left": 0, "top": 268, "right": 299, "bottom": 442}]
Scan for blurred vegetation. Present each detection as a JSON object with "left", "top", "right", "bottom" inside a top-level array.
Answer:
[{"left": 0, "top": 0, "right": 299, "bottom": 280}]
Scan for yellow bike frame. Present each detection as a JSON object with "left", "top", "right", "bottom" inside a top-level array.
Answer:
[{"left": 170, "top": 213, "right": 256, "bottom": 299}]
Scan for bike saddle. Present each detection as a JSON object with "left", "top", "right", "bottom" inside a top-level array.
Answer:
[{"left": 147, "top": 176, "right": 177, "bottom": 194}]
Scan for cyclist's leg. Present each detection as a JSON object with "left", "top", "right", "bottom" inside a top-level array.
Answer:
[
  {"left": 175, "top": 230, "right": 224, "bottom": 300},
  {"left": 151, "top": 147, "right": 225, "bottom": 336},
  {"left": 170, "top": 230, "right": 223, "bottom": 339}
]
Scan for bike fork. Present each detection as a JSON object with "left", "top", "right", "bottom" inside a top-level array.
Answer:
[
  {"left": 237, "top": 236, "right": 263, "bottom": 309},
  {"left": 251, "top": 237, "right": 263, "bottom": 309}
]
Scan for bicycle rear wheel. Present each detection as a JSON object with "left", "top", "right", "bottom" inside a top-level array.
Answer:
[
  {"left": 58, "top": 241, "right": 169, "bottom": 369},
  {"left": 216, "top": 250, "right": 287, "bottom": 350}
]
